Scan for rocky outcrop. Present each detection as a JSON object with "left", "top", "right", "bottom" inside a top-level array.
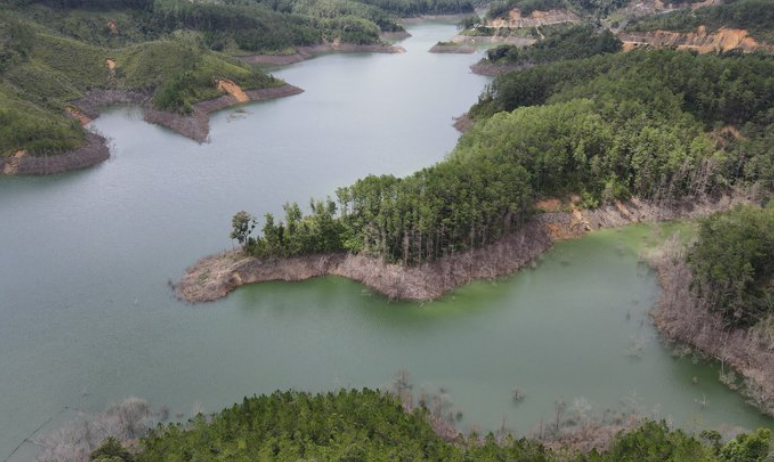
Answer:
[
  {"left": 176, "top": 195, "right": 745, "bottom": 303},
  {"left": 488, "top": 9, "right": 581, "bottom": 29},
  {"left": 617, "top": 0, "right": 722, "bottom": 22},
  {"left": 620, "top": 26, "right": 774, "bottom": 53},
  {"left": 451, "top": 35, "right": 535, "bottom": 46}
]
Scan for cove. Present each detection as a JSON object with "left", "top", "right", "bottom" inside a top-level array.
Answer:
[{"left": 0, "top": 22, "right": 771, "bottom": 461}]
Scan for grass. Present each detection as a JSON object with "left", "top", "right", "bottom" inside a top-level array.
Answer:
[{"left": 0, "top": 13, "right": 284, "bottom": 153}]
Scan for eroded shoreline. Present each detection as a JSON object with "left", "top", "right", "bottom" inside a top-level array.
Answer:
[
  {"left": 239, "top": 42, "right": 405, "bottom": 66},
  {"left": 176, "top": 196, "right": 744, "bottom": 304},
  {"left": 0, "top": 84, "right": 303, "bottom": 176},
  {"left": 649, "top": 246, "right": 774, "bottom": 417}
]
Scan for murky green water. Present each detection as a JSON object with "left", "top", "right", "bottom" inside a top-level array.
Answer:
[{"left": 0, "top": 22, "right": 770, "bottom": 461}]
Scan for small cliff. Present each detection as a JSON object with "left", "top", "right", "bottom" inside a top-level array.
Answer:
[
  {"left": 177, "top": 195, "right": 745, "bottom": 304},
  {"left": 488, "top": 9, "right": 581, "bottom": 29},
  {"left": 620, "top": 26, "right": 774, "bottom": 53}
]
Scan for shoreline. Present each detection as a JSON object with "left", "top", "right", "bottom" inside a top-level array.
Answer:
[
  {"left": 648, "top": 245, "right": 774, "bottom": 417},
  {"left": 0, "top": 84, "right": 303, "bottom": 175},
  {"left": 176, "top": 195, "right": 745, "bottom": 304},
  {"left": 143, "top": 84, "right": 304, "bottom": 142},
  {"left": 470, "top": 60, "right": 525, "bottom": 76},
  {"left": 0, "top": 132, "right": 110, "bottom": 175},
  {"left": 239, "top": 42, "right": 405, "bottom": 66},
  {"left": 429, "top": 43, "right": 476, "bottom": 53},
  {"left": 399, "top": 13, "right": 475, "bottom": 25}
]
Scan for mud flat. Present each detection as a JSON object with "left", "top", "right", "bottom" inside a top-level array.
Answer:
[{"left": 177, "top": 196, "right": 745, "bottom": 304}]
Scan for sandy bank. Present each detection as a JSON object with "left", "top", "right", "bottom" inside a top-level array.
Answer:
[
  {"left": 239, "top": 43, "right": 405, "bottom": 66},
  {"left": 176, "top": 196, "right": 742, "bottom": 304}
]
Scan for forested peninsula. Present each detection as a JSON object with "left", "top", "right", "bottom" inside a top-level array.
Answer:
[
  {"left": 0, "top": 0, "right": 470, "bottom": 174},
  {"left": 180, "top": 13, "right": 774, "bottom": 419}
]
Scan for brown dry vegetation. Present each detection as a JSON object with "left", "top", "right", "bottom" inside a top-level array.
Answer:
[
  {"left": 647, "top": 236, "right": 774, "bottom": 416},
  {"left": 176, "top": 195, "right": 748, "bottom": 304}
]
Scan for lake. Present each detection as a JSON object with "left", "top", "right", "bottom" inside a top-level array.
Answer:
[{"left": 0, "top": 21, "right": 770, "bottom": 461}]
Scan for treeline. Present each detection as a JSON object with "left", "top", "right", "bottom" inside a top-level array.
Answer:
[
  {"left": 483, "top": 25, "right": 621, "bottom": 67},
  {"left": 233, "top": 50, "right": 774, "bottom": 263},
  {"left": 625, "top": 0, "right": 774, "bottom": 44},
  {"left": 355, "top": 0, "right": 474, "bottom": 16},
  {"left": 470, "top": 50, "right": 774, "bottom": 130},
  {"left": 5, "top": 0, "right": 395, "bottom": 53},
  {"left": 90, "top": 389, "right": 773, "bottom": 462},
  {"left": 687, "top": 204, "right": 774, "bottom": 327},
  {"left": 0, "top": 11, "right": 281, "bottom": 156},
  {"left": 235, "top": 148, "right": 532, "bottom": 263}
]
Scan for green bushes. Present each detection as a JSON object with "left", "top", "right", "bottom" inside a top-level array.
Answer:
[
  {"left": 484, "top": 25, "right": 621, "bottom": 67},
  {"left": 625, "top": 0, "right": 774, "bottom": 44},
  {"left": 0, "top": 18, "right": 34, "bottom": 72},
  {"left": 137, "top": 389, "right": 460, "bottom": 462},
  {"left": 687, "top": 204, "right": 774, "bottom": 326},
  {"left": 0, "top": 93, "right": 85, "bottom": 156},
  {"left": 96, "top": 390, "right": 773, "bottom": 462},
  {"left": 234, "top": 51, "right": 774, "bottom": 266}
]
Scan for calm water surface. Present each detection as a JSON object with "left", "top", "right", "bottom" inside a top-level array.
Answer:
[{"left": 0, "top": 22, "right": 771, "bottom": 460}]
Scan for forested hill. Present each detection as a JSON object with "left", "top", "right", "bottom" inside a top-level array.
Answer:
[
  {"left": 81, "top": 389, "right": 773, "bottom": 462},
  {"left": 624, "top": 0, "right": 774, "bottom": 44},
  {"left": 229, "top": 49, "right": 774, "bottom": 265},
  {"left": 0, "top": 0, "right": 473, "bottom": 159}
]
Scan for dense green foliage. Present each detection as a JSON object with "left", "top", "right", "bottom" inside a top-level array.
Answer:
[
  {"left": 484, "top": 25, "right": 621, "bottom": 67},
  {"left": 0, "top": 1, "right": 289, "bottom": 153},
  {"left": 469, "top": 50, "right": 774, "bottom": 128},
  {"left": 456, "top": 98, "right": 715, "bottom": 204},
  {"left": 0, "top": 17, "right": 34, "bottom": 72},
  {"left": 687, "top": 204, "right": 774, "bottom": 326},
  {"left": 236, "top": 50, "right": 774, "bottom": 264},
  {"left": 94, "top": 390, "right": 773, "bottom": 462},
  {"left": 238, "top": 140, "right": 533, "bottom": 263},
  {"left": 625, "top": 0, "right": 774, "bottom": 44}
]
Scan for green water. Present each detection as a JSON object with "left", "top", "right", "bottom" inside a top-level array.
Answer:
[{"left": 0, "top": 22, "right": 770, "bottom": 461}]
